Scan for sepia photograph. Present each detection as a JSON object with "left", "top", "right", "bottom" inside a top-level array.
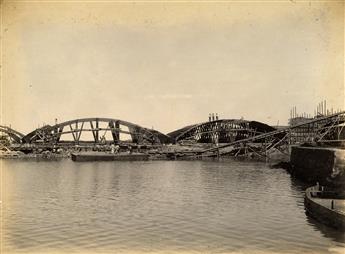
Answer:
[{"left": 1, "top": 0, "right": 344, "bottom": 253}]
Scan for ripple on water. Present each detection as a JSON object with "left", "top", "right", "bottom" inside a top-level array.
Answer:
[{"left": 2, "top": 159, "right": 345, "bottom": 254}]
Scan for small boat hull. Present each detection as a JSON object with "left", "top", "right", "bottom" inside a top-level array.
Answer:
[{"left": 71, "top": 152, "right": 149, "bottom": 162}]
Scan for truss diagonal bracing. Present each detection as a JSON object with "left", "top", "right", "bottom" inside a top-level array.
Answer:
[
  {"left": 199, "top": 111, "right": 345, "bottom": 158},
  {"left": 22, "top": 118, "right": 171, "bottom": 145}
]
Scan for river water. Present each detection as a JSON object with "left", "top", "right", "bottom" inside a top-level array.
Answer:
[{"left": 1, "top": 159, "right": 344, "bottom": 254}]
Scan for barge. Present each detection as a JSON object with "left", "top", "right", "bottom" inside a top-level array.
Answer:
[
  {"left": 305, "top": 186, "right": 345, "bottom": 230},
  {"left": 71, "top": 152, "right": 149, "bottom": 162}
]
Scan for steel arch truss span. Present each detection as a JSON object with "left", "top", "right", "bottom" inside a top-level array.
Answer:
[
  {"left": 168, "top": 119, "right": 277, "bottom": 144},
  {"left": 0, "top": 125, "right": 24, "bottom": 143},
  {"left": 23, "top": 118, "right": 171, "bottom": 145}
]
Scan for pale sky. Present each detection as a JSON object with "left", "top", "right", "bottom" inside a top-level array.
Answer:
[{"left": 1, "top": 0, "right": 344, "bottom": 134}]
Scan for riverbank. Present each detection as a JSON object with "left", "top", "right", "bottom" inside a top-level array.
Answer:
[{"left": 0, "top": 144, "right": 205, "bottom": 160}]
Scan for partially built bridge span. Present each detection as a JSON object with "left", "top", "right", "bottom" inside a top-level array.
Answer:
[{"left": 22, "top": 118, "right": 171, "bottom": 146}]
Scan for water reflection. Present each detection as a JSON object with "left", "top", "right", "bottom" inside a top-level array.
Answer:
[
  {"left": 2, "top": 159, "right": 345, "bottom": 254},
  {"left": 305, "top": 213, "right": 345, "bottom": 244},
  {"left": 289, "top": 172, "right": 345, "bottom": 245}
]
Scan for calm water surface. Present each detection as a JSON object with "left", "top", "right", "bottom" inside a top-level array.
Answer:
[{"left": 1, "top": 159, "right": 345, "bottom": 254}]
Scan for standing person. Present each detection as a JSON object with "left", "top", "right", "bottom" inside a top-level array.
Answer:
[{"left": 115, "top": 144, "right": 120, "bottom": 154}]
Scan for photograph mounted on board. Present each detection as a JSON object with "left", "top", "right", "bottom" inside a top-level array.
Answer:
[{"left": 1, "top": 1, "right": 344, "bottom": 254}]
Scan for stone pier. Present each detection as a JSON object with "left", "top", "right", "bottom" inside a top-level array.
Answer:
[{"left": 290, "top": 146, "right": 345, "bottom": 187}]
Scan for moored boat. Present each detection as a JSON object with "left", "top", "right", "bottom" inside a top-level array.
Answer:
[
  {"left": 71, "top": 152, "right": 149, "bottom": 162},
  {"left": 305, "top": 186, "right": 345, "bottom": 230}
]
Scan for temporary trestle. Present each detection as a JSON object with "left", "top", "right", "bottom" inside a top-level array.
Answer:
[
  {"left": 22, "top": 118, "right": 170, "bottom": 145},
  {"left": 198, "top": 111, "right": 345, "bottom": 158}
]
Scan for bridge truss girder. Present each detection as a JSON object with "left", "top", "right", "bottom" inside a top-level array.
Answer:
[
  {"left": 0, "top": 125, "right": 24, "bottom": 144},
  {"left": 22, "top": 118, "right": 170, "bottom": 145},
  {"left": 169, "top": 119, "right": 276, "bottom": 144},
  {"left": 199, "top": 112, "right": 345, "bottom": 159}
]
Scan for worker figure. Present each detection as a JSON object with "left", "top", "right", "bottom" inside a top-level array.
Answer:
[{"left": 100, "top": 136, "right": 106, "bottom": 144}]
